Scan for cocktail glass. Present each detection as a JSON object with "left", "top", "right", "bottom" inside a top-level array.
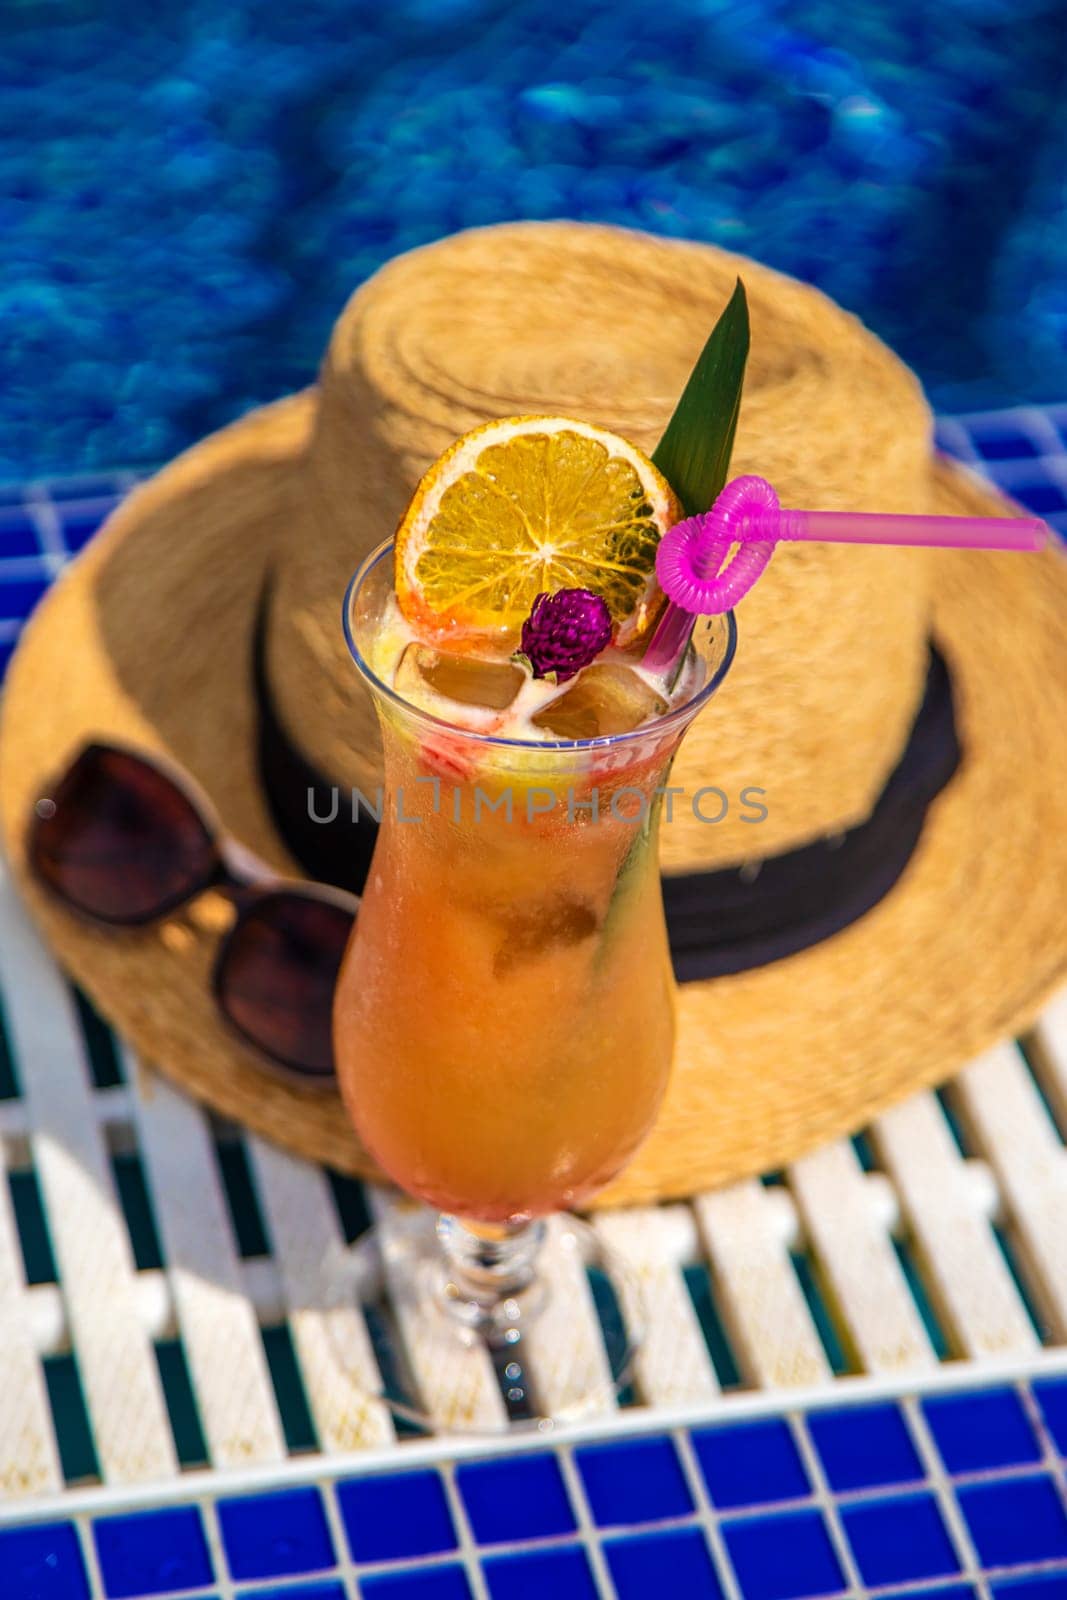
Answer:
[{"left": 331, "top": 540, "right": 736, "bottom": 1430}]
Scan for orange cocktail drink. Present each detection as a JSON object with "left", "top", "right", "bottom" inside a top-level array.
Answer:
[
  {"left": 331, "top": 415, "right": 736, "bottom": 1386},
  {"left": 336, "top": 541, "right": 735, "bottom": 1225}
]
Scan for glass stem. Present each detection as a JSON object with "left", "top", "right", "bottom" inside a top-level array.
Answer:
[{"left": 436, "top": 1214, "right": 547, "bottom": 1342}]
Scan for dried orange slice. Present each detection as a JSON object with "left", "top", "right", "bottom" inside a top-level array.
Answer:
[{"left": 394, "top": 415, "right": 680, "bottom": 644}]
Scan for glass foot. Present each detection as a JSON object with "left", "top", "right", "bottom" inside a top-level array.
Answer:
[{"left": 318, "top": 1202, "right": 643, "bottom": 1435}]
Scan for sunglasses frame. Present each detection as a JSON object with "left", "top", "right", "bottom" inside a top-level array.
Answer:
[{"left": 29, "top": 739, "right": 358, "bottom": 1086}]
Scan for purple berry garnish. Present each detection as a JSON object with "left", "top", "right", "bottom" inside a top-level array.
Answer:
[{"left": 517, "top": 588, "right": 613, "bottom": 682}]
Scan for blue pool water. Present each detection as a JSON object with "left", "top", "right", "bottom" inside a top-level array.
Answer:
[{"left": 3, "top": 0, "right": 1066, "bottom": 480}]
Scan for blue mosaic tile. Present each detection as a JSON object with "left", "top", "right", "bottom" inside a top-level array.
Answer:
[
  {"left": 0, "top": 507, "right": 42, "bottom": 556},
  {"left": 693, "top": 1418, "right": 809, "bottom": 1509},
  {"left": 992, "top": 1577, "right": 1067, "bottom": 1600},
  {"left": 605, "top": 1527, "right": 723, "bottom": 1600},
  {"left": 1011, "top": 481, "right": 1067, "bottom": 515},
  {"left": 457, "top": 1452, "right": 575, "bottom": 1544},
  {"left": 841, "top": 1493, "right": 959, "bottom": 1586},
  {"left": 0, "top": 575, "right": 49, "bottom": 618},
  {"left": 1033, "top": 1378, "right": 1067, "bottom": 1455},
  {"left": 924, "top": 1387, "right": 1040, "bottom": 1473},
  {"left": 360, "top": 1566, "right": 474, "bottom": 1599},
  {"left": 722, "top": 1509, "right": 844, "bottom": 1600},
  {"left": 0, "top": 1521, "right": 89, "bottom": 1600},
  {"left": 807, "top": 1402, "right": 923, "bottom": 1491},
  {"left": 482, "top": 1544, "right": 598, "bottom": 1600},
  {"left": 575, "top": 1434, "right": 692, "bottom": 1526},
  {"left": 959, "top": 1476, "right": 1067, "bottom": 1568},
  {"left": 337, "top": 1469, "right": 456, "bottom": 1562},
  {"left": 93, "top": 1506, "right": 212, "bottom": 1598},
  {"left": 969, "top": 427, "right": 1042, "bottom": 460},
  {"left": 217, "top": 1487, "right": 333, "bottom": 1581}
]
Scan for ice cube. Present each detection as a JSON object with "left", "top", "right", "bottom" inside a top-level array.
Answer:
[
  {"left": 394, "top": 643, "right": 525, "bottom": 711},
  {"left": 531, "top": 663, "right": 668, "bottom": 739}
]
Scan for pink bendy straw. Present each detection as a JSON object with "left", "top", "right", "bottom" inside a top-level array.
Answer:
[{"left": 643, "top": 473, "right": 1049, "bottom": 676}]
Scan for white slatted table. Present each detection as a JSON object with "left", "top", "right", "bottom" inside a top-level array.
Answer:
[{"left": 2, "top": 856, "right": 1066, "bottom": 1506}]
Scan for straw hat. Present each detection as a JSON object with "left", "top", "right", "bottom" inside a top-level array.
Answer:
[{"left": 2, "top": 221, "right": 1065, "bottom": 1205}]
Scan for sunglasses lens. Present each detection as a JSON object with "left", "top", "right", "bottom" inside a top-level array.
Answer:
[
  {"left": 30, "top": 745, "right": 218, "bottom": 923},
  {"left": 216, "top": 893, "right": 354, "bottom": 1079}
]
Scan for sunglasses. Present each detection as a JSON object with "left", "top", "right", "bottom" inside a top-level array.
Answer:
[{"left": 29, "top": 742, "right": 357, "bottom": 1083}]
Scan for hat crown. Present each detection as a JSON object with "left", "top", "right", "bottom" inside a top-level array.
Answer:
[{"left": 270, "top": 221, "right": 935, "bottom": 866}]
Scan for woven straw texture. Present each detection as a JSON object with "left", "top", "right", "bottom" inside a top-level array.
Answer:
[
  {"left": 1, "top": 222, "right": 1065, "bottom": 1201},
  {"left": 269, "top": 223, "right": 935, "bottom": 869}
]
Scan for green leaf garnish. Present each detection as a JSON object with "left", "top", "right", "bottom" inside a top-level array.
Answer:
[{"left": 652, "top": 278, "right": 750, "bottom": 518}]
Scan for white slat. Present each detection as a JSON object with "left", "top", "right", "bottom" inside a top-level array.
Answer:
[
  {"left": 126, "top": 1057, "right": 286, "bottom": 1468},
  {"left": 592, "top": 1205, "right": 719, "bottom": 1405},
  {"left": 248, "top": 1138, "right": 393, "bottom": 1450},
  {"left": 954, "top": 1041, "right": 1067, "bottom": 1338},
  {"left": 368, "top": 1190, "right": 506, "bottom": 1432},
  {"left": 0, "top": 1140, "right": 61, "bottom": 1495},
  {"left": 1030, "top": 992, "right": 1067, "bottom": 1122},
  {"left": 0, "top": 870, "right": 176, "bottom": 1482},
  {"left": 0, "top": 1082, "right": 132, "bottom": 1143},
  {"left": 521, "top": 1215, "right": 616, "bottom": 1422},
  {"left": 22, "top": 1259, "right": 285, "bottom": 1354},
  {"left": 873, "top": 1093, "right": 1038, "bottom": 1359},
  {"left": 694, "top": 1181, "right": 830, "bottom": 1388},
  {"left": 790, "top": 1142, "right": 935, "bottom": 1375}
]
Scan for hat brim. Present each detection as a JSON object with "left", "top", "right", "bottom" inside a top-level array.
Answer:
[{"left": 2, "top": 390, "right": 1065, "bottom": 1203}]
